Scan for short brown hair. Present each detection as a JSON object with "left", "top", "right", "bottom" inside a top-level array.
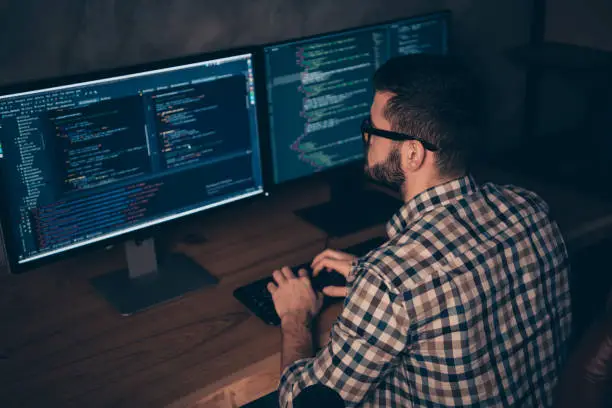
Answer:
[{"left": 373, "top": 54, "right": 483, "bottom": 177}]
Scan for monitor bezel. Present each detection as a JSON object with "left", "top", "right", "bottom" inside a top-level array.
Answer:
[
  {"left": 255, "top": 9, "right": 452, "bottom": 189},
  {"left": 0, "top": 45, "right": 270, "bottom": 274}
]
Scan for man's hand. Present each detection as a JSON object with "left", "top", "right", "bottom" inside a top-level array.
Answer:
[
  {"left": 267, "top": 266, "right": 323, "bottom": 322},
  {"left": 311, "top": 249, "right": 356, "bottom": 298}
]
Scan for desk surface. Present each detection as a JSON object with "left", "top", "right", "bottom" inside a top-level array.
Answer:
[{"left": 1, "top": 167, "right": 612, "bottom": 407}]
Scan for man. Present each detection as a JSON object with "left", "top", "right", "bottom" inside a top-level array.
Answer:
[{"left": 267, "top": 54, "right": 572, "bottom": 407}]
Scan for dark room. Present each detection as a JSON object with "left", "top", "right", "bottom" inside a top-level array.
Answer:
[{"left": 1, "top": 0, "right": 611, "bottom": 407}]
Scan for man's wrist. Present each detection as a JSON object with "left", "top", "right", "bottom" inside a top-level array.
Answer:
[
  {"left": 279, "top": 310, "right": 315, "bottom": 370},
  {"left": 280, "top": 310, "right": 312, "bottom": 327}
]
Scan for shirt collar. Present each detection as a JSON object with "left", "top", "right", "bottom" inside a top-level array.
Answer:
[{"left": 386, "top": 174, "right": 479, "bottom": 239}]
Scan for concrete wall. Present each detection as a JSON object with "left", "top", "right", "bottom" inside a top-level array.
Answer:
[
  {"left": 0, "top": 0, "right": 532, "bottom": 152},
  {"left": 535, "top": 0, "right": 612, "bottom": 141},
  {"left": 546, "top": 0, "right": 612, "bottom": 51}
]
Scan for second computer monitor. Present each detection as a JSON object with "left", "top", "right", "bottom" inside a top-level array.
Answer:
[
  {"left": 0, "top": 51, "right": 263, "bottom": 271},
  {"left": 264, "top": 11, "right": 449, "bottom": 184}
]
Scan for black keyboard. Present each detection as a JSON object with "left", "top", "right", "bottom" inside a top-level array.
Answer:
[{"left": 233, "top": 236, "right": 387, "bottom": 326}]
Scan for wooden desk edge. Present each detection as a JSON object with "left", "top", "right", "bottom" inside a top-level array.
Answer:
[
  {"left": 168, "top": 352, "right": 281, "bottom": 408},
  {"left": 565, "top": 214, "right": 612, "bottom": 252}
]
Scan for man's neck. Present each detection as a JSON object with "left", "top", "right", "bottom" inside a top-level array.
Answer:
[{"left": 401, "top": 172, "right": 465, "bottom": 203}]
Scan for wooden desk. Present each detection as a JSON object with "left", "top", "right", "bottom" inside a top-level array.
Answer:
[{"left": 1, "top": 169, "right": 611, "bottom": 407}]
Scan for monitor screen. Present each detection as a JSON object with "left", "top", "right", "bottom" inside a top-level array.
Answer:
[
  {"left": 0, "top": 52, "right": 263, "bottom": 266},
  {"left": 265, "top": 12, "right": 449, "bottom": 184}
]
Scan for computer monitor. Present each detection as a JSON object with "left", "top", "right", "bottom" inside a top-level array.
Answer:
[
  {"left": 263, "top": 11, "right": 450, "bottom": 236},
  {"left": 0, "top": 49, "right": 264, "bottom": 314}
]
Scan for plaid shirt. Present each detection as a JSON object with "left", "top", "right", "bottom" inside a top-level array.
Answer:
[{"left": 279, "top": 175, "right": 572, "bottom": 407}]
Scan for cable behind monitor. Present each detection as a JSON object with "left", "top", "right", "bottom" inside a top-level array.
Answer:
[
  {"left": 324, "top": 234, "right": 331, "bottom": 250},
  {"left": 0, "top": 225, "right": 9, "bottom": 274}
]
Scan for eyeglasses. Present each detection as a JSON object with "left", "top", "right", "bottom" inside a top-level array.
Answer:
[{"left": 360, "top": 117, "right": 440, "bottom": 152}]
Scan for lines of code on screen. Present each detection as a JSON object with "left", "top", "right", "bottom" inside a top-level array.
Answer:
[
  {"left": 30, "top": 156, "right": 255, "bottom": 251},
  {"left": 267, "top": 31, "right": 377, "bottom": 183},
  {"left": 153, "top": 75, "right": 252, "bottom": 170},
  {"left": 0, "top": 54, "right": 263, "bottom": 264},
  {"left": 50, "top": 97, "right": 149, "bottom": 192},
  {"left": 265, "top": 14, "right": 448, "bottom": 184}
]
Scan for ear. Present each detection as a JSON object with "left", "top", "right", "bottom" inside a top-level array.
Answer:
[{"left": 401, "top": 141, "right": 426, "bottom": 172}]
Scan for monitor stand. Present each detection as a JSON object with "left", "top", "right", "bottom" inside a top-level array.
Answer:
[
  {"left": 90, "top": 238, "right": 218, "bottom": 316},
  {"left": 294, "top": 170, "right": 403, "bottom": 237}
]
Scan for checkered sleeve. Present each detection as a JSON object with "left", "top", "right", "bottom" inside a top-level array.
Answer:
[{"left": 278, "top": 265, "right": 410, "bottom": 407}]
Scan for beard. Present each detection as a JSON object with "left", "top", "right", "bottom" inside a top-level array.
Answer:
[{"left": 364, "top": 146, "right": 406, "bottom": 191}]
